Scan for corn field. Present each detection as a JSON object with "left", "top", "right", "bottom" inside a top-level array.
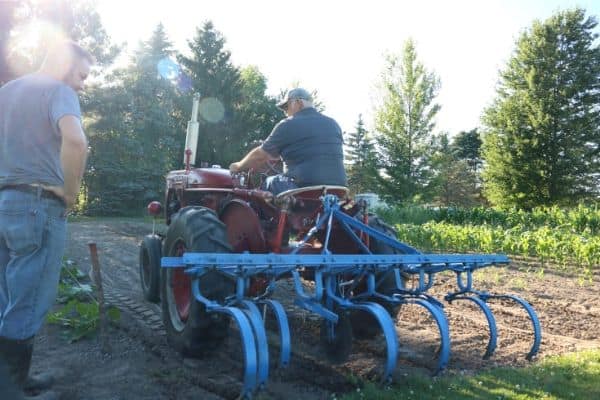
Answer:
[{"left": 378, "top": 204, "right": 600, "bottom": 273}]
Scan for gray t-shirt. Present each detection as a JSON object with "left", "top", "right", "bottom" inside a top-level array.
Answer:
[
  {"left": 261, "top": 107, "right": 347, "bottom": 187},
  {"left": 0, "top": 74, "right": 81, "bottom": 187}
]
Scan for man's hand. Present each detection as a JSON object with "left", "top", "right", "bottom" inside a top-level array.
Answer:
[
  {"left": 40, "top": 185, "right": 75, "bottom": 209},
  {"left": 41, "top": 185, "right": 75, "bottom": 209},
  {"left": 62, "top": 192, "right": 77, "bottom": 209},
  {"left": 229, "top": 162, "right": 242, "bottom": 174},
  {"left": 230, "top": 147, "right": 272, "bottom": 175}
]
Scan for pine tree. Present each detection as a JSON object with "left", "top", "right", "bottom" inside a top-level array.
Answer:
[
  {"left": 84, "top": 24, "right": 183, "bottom": 215},
  {"left": 451, "top": 129, "right": 482, "bottom": 173},
  {"left": 178, "top": 21, "right": 243, "bottom": 166},
  {"left": 374, "top": 39, "right": 441, "bottom": 203},
  {"left": 345, "top": 115, "right": 379, "bottom": 194},
  {"left": 428, "top": 133, "right": 480, "bottom": 206},
  {"left": 482, "top": 8, "right": 600, "bottom": 208}
]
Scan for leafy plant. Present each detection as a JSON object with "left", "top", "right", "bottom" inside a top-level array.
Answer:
[
  {"left": 48, "top": 259, "right": 120, "bottom": 342},
  {"left": 47, "top": 299, "right": 120, "bottom": 343}
]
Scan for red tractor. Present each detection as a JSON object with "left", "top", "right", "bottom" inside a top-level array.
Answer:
[{"left": 139, "top": 94, "right": 403, "bottom": 361}]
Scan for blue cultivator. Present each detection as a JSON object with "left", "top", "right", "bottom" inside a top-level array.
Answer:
[{"left": 160, "top": 194, "right": 542, "bottom": 398}]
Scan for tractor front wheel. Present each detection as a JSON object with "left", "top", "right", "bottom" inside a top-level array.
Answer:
[
  {"left": 160, "top": 206, "right": 234, "bottom": 357},
  {"left": 139, "top": 234, "right": 161, "bottom": 303}
]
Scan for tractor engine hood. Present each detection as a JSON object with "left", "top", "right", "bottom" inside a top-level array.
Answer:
[{"left": 166, "top": 168, "right": 233, "bottom": 188}]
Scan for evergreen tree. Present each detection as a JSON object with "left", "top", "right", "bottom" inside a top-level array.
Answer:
[
  {"left": 482, "top": 8, "right": 600, "bottom": 208},
  {"left": 451, "top": 128, "right": 482, "bottom": 173},
  {"left": 84, "top": 23, "right": 183, "bottom": 215},
  {"left": 345, "top": 115, "right": 379, "bottom": 194},
  {"left": 428, "top": 133, "right": 480, "bottom": 206},
  {"left": 374, "top": 39, "right": 441, "bottom": 203},
  {"left": 178, "top": 21, "right": 243, "bottom": 166}
]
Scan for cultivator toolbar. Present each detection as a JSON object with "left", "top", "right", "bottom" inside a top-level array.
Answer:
[{"left": 161, "top": 195, "right": 542, "bottom": 399}]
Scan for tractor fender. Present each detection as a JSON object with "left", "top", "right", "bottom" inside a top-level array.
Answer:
[{"left": 219, "top": 199, "right": 267, "bottom": 253}]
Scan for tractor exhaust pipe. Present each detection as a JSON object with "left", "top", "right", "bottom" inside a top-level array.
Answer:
[{"left": 184, "top": 93, "right": 200, "bottom": 170}]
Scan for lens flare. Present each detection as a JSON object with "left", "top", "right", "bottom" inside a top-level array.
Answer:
[
  {"left": 7, "top": 19, "right": 66, "bottom": 77},
  {"left": 199, "top": 97, "right": 225, "bottom": 123},
  {"left": 157, "top": 57, "right": 180, "bottom": 80}
]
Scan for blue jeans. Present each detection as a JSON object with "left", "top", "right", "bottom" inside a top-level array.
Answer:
[
  {"left": 0, "top": 188, "right": 67, "bottom": 340},
  {"left": 263, "top": 175, "right": 298, "bottom": 195}
]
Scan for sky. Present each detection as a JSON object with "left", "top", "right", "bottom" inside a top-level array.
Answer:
[{"left": 96, "top": 0, "right": 600, "bottom": 136}]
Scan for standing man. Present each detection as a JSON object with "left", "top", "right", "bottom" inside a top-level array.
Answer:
[
  {"left": 0, "top": 40, "right": 91, "bottom": 400},
  {"left": 229, "top": 87, "right": 347, "bottom": 194}
]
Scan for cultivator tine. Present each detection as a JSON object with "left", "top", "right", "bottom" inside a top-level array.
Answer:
[
  {"left": 239, "top": 300, "right": 270, "bottom": 388},
  {"left": 216, "top": 306, "right": 258, "bottom": 397},
  {"left": 258, "top": 299, "right": 291, "bottom": 368},
  {"left": 191, "top": 280, "right": 259, "bottom": 397},
  {"left": 397, "top": 296, "right": 451, "bottom": 374},
  {"left": 445, "top": 294, "right": 498, "bottom": 359},
  {"left": 349, "top": 302, "right": 398, "bottom": 382},
  {"left": 483, "top": 294, "right": 542, "bottom": 360},
  {"left": 443, "top": 264, "right": 542, "bottom": 362}
]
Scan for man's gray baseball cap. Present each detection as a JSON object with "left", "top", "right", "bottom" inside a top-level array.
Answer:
[{"left": 277, "top": 87, "right": 313, "bottom": 110}]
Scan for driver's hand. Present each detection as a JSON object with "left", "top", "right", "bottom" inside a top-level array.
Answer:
[{"left": 229, "top": 162, "right": 242, "bottom": 174}]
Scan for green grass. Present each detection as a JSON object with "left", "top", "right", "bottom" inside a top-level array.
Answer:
[{"left": 340, "top": 349, "right": 600, "bottom": 400}]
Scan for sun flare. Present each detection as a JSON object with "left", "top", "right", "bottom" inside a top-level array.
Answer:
[{"left": 7, "top": 17, "right": 67, "bottom": 77}]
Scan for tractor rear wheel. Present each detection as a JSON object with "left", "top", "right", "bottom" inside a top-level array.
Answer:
[
  {"left": 160, "top": 206, "right": 234, "bottom": 357},
  {"left": 139, "top": 234, "right": 161, "bottom": 303},
  {"left": 351, "top": 213, "right": 405, "bottom": 339}
]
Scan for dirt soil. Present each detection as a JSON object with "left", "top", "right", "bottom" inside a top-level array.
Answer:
[{"left": 31, "top": 219, "right": 600, "bottom": 400}]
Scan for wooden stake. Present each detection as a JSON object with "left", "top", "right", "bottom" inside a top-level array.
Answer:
[{"left": 88, "top": 242, "right": 111, "bottom": 354}]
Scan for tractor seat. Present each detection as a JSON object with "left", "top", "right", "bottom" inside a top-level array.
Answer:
[{"left": 275, "top": 185, "right": 349, "bottom": 201}]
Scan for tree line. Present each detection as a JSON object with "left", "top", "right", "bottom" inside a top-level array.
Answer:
[
  {"left": 1, "top": 2, "right": 598, "bottom": 214},
  {"left": 347, "top": 8, "right": 599, "bottom": 209}
]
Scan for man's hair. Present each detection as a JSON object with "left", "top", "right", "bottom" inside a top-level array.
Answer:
[
  {"left": 299, "top": 99, "right": 313, "bottom": 108},
  {"left": 42, "top": 40, "right": 94, "bottom": 70},
  {"left": 67, "top": 41, "right": 94, "bottom": 64}
]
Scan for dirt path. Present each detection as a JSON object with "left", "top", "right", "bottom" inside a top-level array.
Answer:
[{"left": 32, "top": 219, "right": 600, "bottom": 400}]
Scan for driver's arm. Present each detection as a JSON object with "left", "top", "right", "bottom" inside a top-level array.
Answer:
[{"left": 229, "top": 146, "right": 273, "bottom": 173}]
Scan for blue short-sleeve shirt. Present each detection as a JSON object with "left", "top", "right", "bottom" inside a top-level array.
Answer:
[
  {"left": 0, "top": 74, "right": 81, "bottom": 187},
  {"left": 261, "top": 108, "right": 347, "bottom": 187}
]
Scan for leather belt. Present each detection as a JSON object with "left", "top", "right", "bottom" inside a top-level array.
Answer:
[{"left": 0, "top": 184, "right": 65, "bottom": 205}]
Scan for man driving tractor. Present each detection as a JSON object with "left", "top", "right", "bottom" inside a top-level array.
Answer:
[{"left": 229, "top": 87, "right": 347, "bottom": 194}]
